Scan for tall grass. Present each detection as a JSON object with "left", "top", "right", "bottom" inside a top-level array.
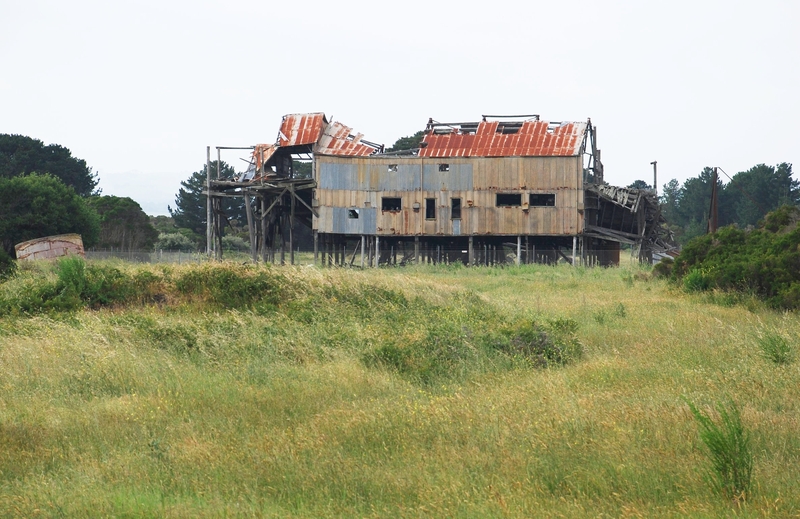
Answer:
[
  {"left": 1, "top": 260, "right": 799, "bottom": 516},
  {"left": 685, "top": 398, "right": 753, "bottom": 503}
]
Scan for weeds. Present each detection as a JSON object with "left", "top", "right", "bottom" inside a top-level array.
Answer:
[
  {"left": 757, "top": 331, "right": 794, "bottom": 365},
  {"left": 685, "top": 397, "right": 753, "bottom": 503}
]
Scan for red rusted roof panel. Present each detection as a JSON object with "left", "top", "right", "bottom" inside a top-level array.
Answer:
[
  {"left": 252, "top": 143, "right": 277, "bottom": 172},
  {"left": 419, "top": 120, "right": 587, "bottom": 157},
  {"left": 315, "top": 121, "right": 380, "bottom": 156},
  {"left": 278, "top": 113, "right": 326, "bottom": 147}
]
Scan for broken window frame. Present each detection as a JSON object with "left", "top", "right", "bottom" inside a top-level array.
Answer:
[
  {"left": 381, "top": 197, "right": 402, "bottom": 212},
  {"left": 451, "top": 198, "right": 462, "bottom": 219},
  {"left": 438, "top": 163, "right": 450, "bottom": 172},
  {"left": 529, "top": 193, "right": 556, "bottom": 207},
  {"left": 348, "top": 208, "right": 360, "bottom": 219},
  {"left": 425, "top": 198, "right": 436, "bottom": 220}
]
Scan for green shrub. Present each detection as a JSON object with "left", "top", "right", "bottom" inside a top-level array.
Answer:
[
  {"left": 0, "top": 248, "right": 17, "bottom": 280},
  {"left": 174, "top": 263, "right": 284, "bottom": 309},
  {"left": 652, "top": 257, "right": 673, "bottom": 278},
  {"left": 685, "top": 397, "right": 753, "bottom": 503},
  {"left": 672, "top": 206, "right": 800, "bottom": 308}
]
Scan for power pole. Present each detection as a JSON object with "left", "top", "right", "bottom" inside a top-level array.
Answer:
[{"left": 650, "top": 161, "right": 658, "bottom": 196}]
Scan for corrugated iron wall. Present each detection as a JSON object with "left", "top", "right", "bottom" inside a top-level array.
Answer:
[{"left": 314, "top": 155, "right": 583, "bottom": 237}]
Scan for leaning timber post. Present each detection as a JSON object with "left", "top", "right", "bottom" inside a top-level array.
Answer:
[
  {"left": 375, "top": 235, "right": 380, "bottom": 268},
  {"left": 289, "top": 185, "right": 295, "bottom": 266},
  {"left": 313, "top": 230, "right": 318, "bottom": 265},
  {"left": 206, "top": 146, "right": 212, "bottom": 257},
  {"left": 468, "top": 236, "right": 474, "bottom": 266},
  {"left": 572, "top": 236, "right": 577, "bottom": 266},
  {"left": 245, "top": 192, "right": 257, "bottom": 263},
  {"left": 516, "top": 236, "right": 521, "bottom": 266}
]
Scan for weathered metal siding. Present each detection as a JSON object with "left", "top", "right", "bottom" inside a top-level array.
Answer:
[
  {"left": 314, "top": 155, "right": 582, "bottom": 236},
  {"left": 15, "top": 234, "right": 85, "bottom": 261}
]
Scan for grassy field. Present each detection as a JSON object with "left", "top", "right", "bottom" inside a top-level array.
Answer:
[{"left": 1, "top": 260, "right": 799, "bottom": 517}]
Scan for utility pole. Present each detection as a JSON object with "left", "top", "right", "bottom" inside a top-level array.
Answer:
[
  {"left": 708, "top": 167, "right": 719, "bottom": 234},
  {"left": 650, "top": 161, "right": 658, "bottom": 196}
]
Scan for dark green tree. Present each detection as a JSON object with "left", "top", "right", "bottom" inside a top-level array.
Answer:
[
  {"left": 85, "top": 196, "right": 159, "bottom": 251},
  {"left": 627, "top": 179, "right": 652, "bottom": 190},
  {"left": 721, "top": 163, "right": 798, "bottom": 228},
  {"left": 169, "top": 161, "right": 247, "bottom": 239},
  {"left": 387, "top": 130, "right": 426, "bottom": 152},
  {"left": 0, "top": 173, "right": 100, "bottom": 256},
  {"left": 0, "top": 134, "right": 99, "bottom": 196}
]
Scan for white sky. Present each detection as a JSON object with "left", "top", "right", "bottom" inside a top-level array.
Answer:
[{"left": 2, "top": 0, "right": 798, "bottom": 215}]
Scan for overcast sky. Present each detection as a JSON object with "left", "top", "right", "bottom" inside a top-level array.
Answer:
[{"left": 2, "top": 0, "right": 798, "bottom": 215}]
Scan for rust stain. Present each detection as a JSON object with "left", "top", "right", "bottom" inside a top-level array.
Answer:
[
  {"left": 15, "top": 234, "right": 85, "bottom": 261},
  {"left": 420, "top": 120, "right": 587, "bottom": 158}
]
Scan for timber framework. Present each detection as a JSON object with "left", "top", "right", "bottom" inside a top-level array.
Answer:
[{"left": 205, "top": 113, "right": 675, "bottom": 266}]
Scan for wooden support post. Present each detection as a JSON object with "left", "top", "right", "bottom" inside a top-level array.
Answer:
[
  {"left": 261, "top": 196, "right": 267, "bottom": 263},
  {"left": 516, "top": 236, "right": 521, "bottom": 266},
  {"left": 206, "top": 146, "right": 212, "bottom": 258},
  {"left": 360, "top": 235, "right": 365, "bottom": 268},
  {"left": 415, "top": 236, "right": 420, "bottom": 265},
  {"left": 468, "top": 236, "right": 474, "bottom": 266},
  {"left": 245, "top": 193, "right": 257, "bottom": 263},
  {"left": 572, "top": 236, "right": 577, "bottom": 266},
  {"left": 375, "top": 235, "right": 380, "bottom": 268},
  {"left": 289, "top": 185, "right": 295, "bottom": 266}
]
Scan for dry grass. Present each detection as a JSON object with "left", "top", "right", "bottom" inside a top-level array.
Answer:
[{"left": 1, "top": 261, "right": 799, "bottom": 517}]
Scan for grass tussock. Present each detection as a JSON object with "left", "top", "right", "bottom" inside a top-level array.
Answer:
[
  {"left": 685, "top": 398, "right": 753, "bottom": 504},
  {"left": 1, "top": 258, "right": 799, "bottom": 516}
]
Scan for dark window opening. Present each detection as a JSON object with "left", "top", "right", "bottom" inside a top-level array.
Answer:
[
  {"left": 530, "top": 193, "right": 556, "bottom": 207},
  {"left": 451, "top": 198, "right": 462, "bottom": 219},
  {"left": 348, "top": 209, "right": 360, "bottom": 219},
  {"left": 496, "top": 122, "right": 522, "bottom": 134},
  {"left": 425, "top": 198, "right": 436, "bottom": 219},
  {"left": 496, "top": 193, "right": 522, "bottom": 207},
  {"left": 438, "top": 163, "right": 450, "bottom": 172},
  {"left": 382, "top": 197, "right": 401, "bottom": 211},
  {"left": 388, "top": 164, "right": 398, "bottom": 172}
]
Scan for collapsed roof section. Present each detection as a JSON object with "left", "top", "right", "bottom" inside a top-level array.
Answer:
[
  {"left": 584, "top": 184, "right": 676, "bottom": 260},
  {"left": 251, "top": 113, "right": 382, "bottom": 179},
  {"left": 420, "top": 116, "right": 588, "bottom": 158}
]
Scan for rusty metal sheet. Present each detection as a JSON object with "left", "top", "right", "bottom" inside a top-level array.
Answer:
[
  {"left": 252, "top": 143, "right": 277, "bottom": 172},
  {"left": 15, "top": 234, "right": 85, "bottom": 261},
  {"left": 420, "top": 120, "right": 587, "bottom": 158},
  {"left": 315, "top": 121, "right": 381, "bottom": 156},
  {"left": 278, "top": 113, "right": 327, "bottom": 147}
]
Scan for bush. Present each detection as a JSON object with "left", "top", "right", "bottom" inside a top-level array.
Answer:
[
  {"left": 155, "top": 233, "right": 197, "bottom": 252},
  {"left": 685, "top": 398, "right": 753, "bottom": 503},
  {"left": 0, "top": 248, "right": 15, "bottom": 280},
  {"left": 671, "top": 206, "right": 800, "bottom": 308}
]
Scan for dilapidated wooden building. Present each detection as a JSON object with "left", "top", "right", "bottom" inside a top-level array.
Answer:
[{"left": 206, "top": 112, "right": 673, "bottom": 266}]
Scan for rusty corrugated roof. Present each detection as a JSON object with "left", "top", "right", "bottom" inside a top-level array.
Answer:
[
  {"left": 315, "top": 121, "right": 381, "bottom": 156},
  {"left": 278, "top": 113, "right": 327, "bottom": 147},
  {"left": 419, "top": 120, "right": 587, "bottom": 157},
  {"left": 252, "top": 143, "right": 277, "bottom": 172}
]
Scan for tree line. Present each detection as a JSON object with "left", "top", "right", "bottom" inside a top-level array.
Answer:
[{"left": 655, "top": 163, "right": 797, "bottom": 244}]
